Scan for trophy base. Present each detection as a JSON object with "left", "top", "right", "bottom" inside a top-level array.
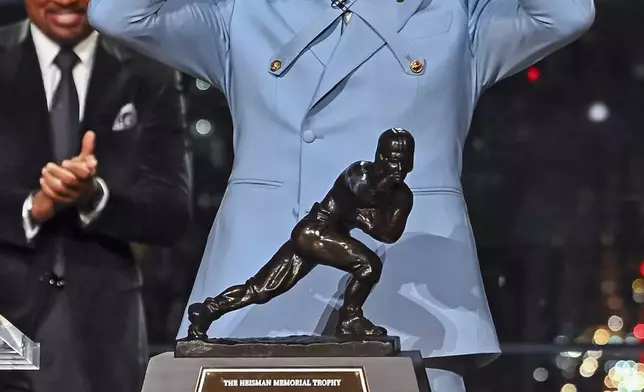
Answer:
[
  {"left": 175, "top": 335, "right": 400, "bottom": 358},
  {"left": 143, "top": 351, "right": 429, "bottom": 392}
]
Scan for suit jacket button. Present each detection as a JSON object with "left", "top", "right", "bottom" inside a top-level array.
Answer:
[
  {"left": 409, "top": 59, "right": 424, "bottom": 74},
  {"left": 56, "top": 280, "right": 65, "bottom": 288},
  {"left": 270, "top": 60, "right": 282, "bottom": 72},
  {"left": 302, "top": 130, "right": 317, "bottom": 143}
]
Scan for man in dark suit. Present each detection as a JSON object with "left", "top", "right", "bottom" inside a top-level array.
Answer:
[{"left": 0, "top": 0, "right": 191, "bottom": 391}]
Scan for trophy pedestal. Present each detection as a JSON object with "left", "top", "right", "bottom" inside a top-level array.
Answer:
[
  {"left": 175, "top": 336, "right": 401, "bottom": 358},
  {"left": 143, "top": 351, "right": 429, "bottom": 392},
  {"left": 145, "top": 336, "right": 428, "bottom": 391},
  {"left": 0, "top": 314, "right": 40, "bottom": 370}
]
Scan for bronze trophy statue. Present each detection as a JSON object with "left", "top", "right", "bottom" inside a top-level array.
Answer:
[{"left": 185, "top": 128, "right": 415, "bottom": 343}]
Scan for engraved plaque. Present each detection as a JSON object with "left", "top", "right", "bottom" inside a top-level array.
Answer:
[{"left": 195, "top": 367, "right": 369, "bottom": 392}]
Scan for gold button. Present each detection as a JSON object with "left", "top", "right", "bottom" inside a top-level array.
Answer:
[
  {"left": 270, "top": 60, "right": 282, "bottom": 72},
  {"left": 409, "top": 59, "right": 424, "bottom": 74}
]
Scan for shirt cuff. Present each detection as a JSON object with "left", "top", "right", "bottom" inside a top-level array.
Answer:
[
  {"left": 22, "top": 194, "right": 41, "bottom": 241},
  {"left": 79, "top": 177, "right": 110, "bottom": 226}
]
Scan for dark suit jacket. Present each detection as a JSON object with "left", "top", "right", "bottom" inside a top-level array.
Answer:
[{"left": 0, "top": 21, "right": 191, "bottom": 392}]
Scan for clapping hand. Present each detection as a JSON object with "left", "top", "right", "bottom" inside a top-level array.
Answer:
[{"left": 31, "top": 131, "right": 99, "bottom": 221}]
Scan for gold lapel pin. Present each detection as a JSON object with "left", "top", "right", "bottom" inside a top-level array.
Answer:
[
  {"left": 270, "top": 60, "right": 282, "bottom": 72},
  {"left": 409, "top": 59, "right": 424, "bottom": 74}
]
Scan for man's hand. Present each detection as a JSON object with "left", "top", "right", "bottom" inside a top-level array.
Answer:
[
  {"left": 30, "top": 190, "right": 55, "bottom": 222},
  {"left": 39, "top": 131, "right": 99, "bottom": 210}
]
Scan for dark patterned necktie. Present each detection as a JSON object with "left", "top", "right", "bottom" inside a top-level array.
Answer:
[
  {"left": 50, "top": 47, "right": 80, "bottom": 279},
  {"left": 50, "top": 47, "right": 80, "bottom": 163}
]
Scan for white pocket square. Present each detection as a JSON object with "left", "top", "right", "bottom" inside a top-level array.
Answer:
[{"left": 112, "top": 103, "right": 138, "bottom": 131}]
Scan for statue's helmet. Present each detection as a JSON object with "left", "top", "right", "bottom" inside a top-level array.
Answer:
[{"left": 376, "top": 128, "right": 415, "bottom": 174}]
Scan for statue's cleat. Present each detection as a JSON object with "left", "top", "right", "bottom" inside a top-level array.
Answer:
[
  {"left": 187, "top": 302, "right": 214, "bottom": 340},
  {"left": 186, "top": 324, "right": 208, "bottom": 340},
  {"left": 336, "top": 315, "right": 387, "bottom": 337}
]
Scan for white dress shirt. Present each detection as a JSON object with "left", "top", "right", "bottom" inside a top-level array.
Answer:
[{"left": 22, "top": 24, "right": 109, "bottom": 241}]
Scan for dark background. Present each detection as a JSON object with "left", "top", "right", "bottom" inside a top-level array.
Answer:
[{"left": 1, "top": 1, "right": 642, "bottom": 391}]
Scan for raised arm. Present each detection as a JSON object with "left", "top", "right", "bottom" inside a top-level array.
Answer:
[
  {"left": 469, "top": 0, "right": 595, "bottom": 89},
  {"left": 87, "top": 0, "right": 232, "bottom": 88}
]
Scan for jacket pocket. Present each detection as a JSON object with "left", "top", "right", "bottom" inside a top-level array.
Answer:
[
  {"left": 400, "top": 10, "right": 454, "bottom": 39},
  {"left": 228, "top": 178, "right": 284, "bottom": 189},
  {"left": 410, "top": 186, "right": 463, "bottom": 196}
]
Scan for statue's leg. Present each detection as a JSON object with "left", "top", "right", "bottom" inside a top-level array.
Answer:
[
  {"left": 292, "top": 223, "right": 386, "bottom": 336},
  {"left": 187, "top": 242, "right": 315, "bottom": 340}
]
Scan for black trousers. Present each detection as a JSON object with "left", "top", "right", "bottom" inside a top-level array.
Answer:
[
  {"left": 2, "top": 291, "right": 91, "bottom": 392},
  {"left": 1, "top": 288, "right": 149, "bottom": 392}
]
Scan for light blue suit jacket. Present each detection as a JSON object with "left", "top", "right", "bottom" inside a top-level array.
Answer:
[{"left": 88, "top": 0, "right": 594, "bottom": 362}]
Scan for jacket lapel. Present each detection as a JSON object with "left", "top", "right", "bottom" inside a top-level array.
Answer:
[
  {"left": 309, "top": 0, "right": 424, "bottom": 107},
  {"left": 396, "top": 0, "right": 426, "bottom": 32},
  {"left": 82, "top": 38, "right": 132, "bottom": 135},
  {"left": 1, "top": 24, "right": 53, "bottom": 159},
  {"left": 269, "top": 0, "right": 343, "bottom": 66},
  {"left": 309, "top": 12, "right": 384, "bottom": 107}
]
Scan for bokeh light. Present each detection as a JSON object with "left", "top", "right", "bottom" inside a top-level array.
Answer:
[
  {"left": 580, "top": 357, "right": 599, "bottom": 378},
  {"left": 604, "top": 360, "right": 644, "bottom": 392},
  {"left": 561, "top": 383, "right": 577, "bottom": 392},
  {"left": 593, "top": 328, "right": 611, "bottom": 345},
  {"left": 533, "top": 367, "right": 548, "bottom": 382},
  {"left": 633, "top": 279, "right": 644, "bottom": 294},
  {"left": 527, "top": 66, "right": 541, "bottom": 82},
  {"left": 633, "top": 324, "right": 644, "bottom": 340},
  {"left": 609, "top": 315, "right": 624, "bottom": 332},
  {"left": 587, "top": 102, "right": 610, "bottom": 122},
  {"left": 609, "top": 295, "right": 625, "bottom": 310}
]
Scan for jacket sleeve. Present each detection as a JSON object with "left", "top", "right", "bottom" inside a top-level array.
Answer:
[
  {"left": 0, "top": 189, "right": 37, "bottom": 249},
  {"left": 87, "top": 0, "right": 232, "bottom": 88},
  {"left": 81, "top": 69, "right": 192, "bottom": 247},
  {"left": 469, "top": 0, "right": 595, "bottom": 88}
]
